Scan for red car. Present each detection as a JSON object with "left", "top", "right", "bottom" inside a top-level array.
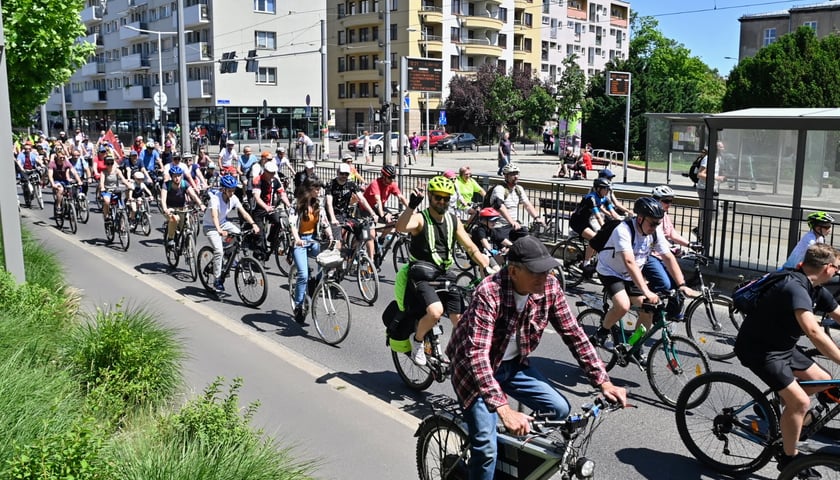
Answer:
[{"left": 416, "top": 130, "right": 447, "bottom": 148}]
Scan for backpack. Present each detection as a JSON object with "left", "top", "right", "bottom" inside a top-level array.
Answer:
[
  {"left": 687, "top": 156, "right": 703, "bottom": 184},
  {"left": 482, "top": 183, "right": 525, "bottom": 210},
  {"left": 588, "top": 217, "right": 634, "bottom": 252},
  {"left": 732, "top": 270, "right": 791, "bottom": 315}
]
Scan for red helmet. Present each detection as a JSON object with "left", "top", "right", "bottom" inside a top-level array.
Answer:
[{"left": 479, "top": 207, "right": 500, "bottom": 220}]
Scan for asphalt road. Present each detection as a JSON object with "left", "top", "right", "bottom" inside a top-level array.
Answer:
[{"left": 17, "top": 184, "right": 788, "bottom": 480}]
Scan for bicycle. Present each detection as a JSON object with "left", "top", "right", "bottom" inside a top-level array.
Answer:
[
  {"left": 286, "top": 247, "right": 352, "bottom": 345},
  {"left": 53, "top": 183, "right": 78, "bottom": 234},
  {"left": 72, "top": 181, "right": 90, "bottom": 224},
  {"left": 388, "top": 279, "right": 473, "bottom": 391},
  {"left": 165, "top": 206, "right": 200, "bottom": 281},
  {"left": 333, "top": 216, "right": 379, "bottom": 305},
  {"left": 779, "top": 449, "right": 840, "bottom": 480},
  {"left": 20, "top": 169, "right": 44, "bottom": 210},
  {"left": 128, "top": 190, "right": 152, "bottom": 236},
  {"left": 577, "top": 290, "right": 711, "bottom": 407},
  {"left": 103, "top": 188, "right": 130, "bottom": 251},
  {"left": 415, "top": 394, "right": 622, "bottom": 480},
  {"left": 196, "top": 225, "right": 268, "bottom": 307},
  {"left": 675, "top": 371, "right": 840, "bottom": 475},
  {"left": 550, "top": 231, "right": 599, "bottom": 289},
  {"left": 679, "top": 251, "right": 742, "bottom": 361}
]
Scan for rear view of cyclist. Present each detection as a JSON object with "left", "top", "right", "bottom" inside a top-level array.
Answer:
[
  {"left": 782, "top": 212, "right": 835, "bottom": 270},
  {"left": 161, "top": 165, "right": 204, "bottom": 250},
  {"left": 569, "top": 177, "right": 620, "bottom": 278},
  {"left": 470, "top": 207, "right": 511, "bottom": 259}
]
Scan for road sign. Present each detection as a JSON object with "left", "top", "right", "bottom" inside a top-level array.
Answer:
[
  {"left": 406, "top": 57, "right": 443, "bottom": 93},
  {"left": 403, "top": 96, "right": 410, "bottom": 112},
  {"left": 606, "top": 71, "right": 631, "bottom": 97},
  {"left": 153, "top": 91, "right": 168, "bottom": 106},
  {"left": 439, "top": 110, "right": 447, "bottom": 126},
  {"left": 305, "top": 105, "right": 312, "bottom": 118},
  {"left": 305, "top": 94, "right": 311, "bottom": 106}
]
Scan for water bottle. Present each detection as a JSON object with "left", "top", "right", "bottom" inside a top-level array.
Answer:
[
  {"left": 627, "top": 324, "right": 647, "bottom": 346},
  {"left": 384, "top": 233, "right": 394, "bottom": 248}
]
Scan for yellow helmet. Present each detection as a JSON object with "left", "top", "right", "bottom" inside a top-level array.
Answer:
[{"left": 427, "top": 175, "right": 455, "bottom": 195}]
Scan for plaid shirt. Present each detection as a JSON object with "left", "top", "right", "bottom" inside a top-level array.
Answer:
[{"left": 446, "top": 268, "right": 609, "bottom": 411}]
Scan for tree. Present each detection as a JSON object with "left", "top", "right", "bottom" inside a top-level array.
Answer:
[
  {"left": 723, "top": 27, "right": 840, "bottom": 110},
  {"left": 520, "top": 85, "right": 556, "bottom": 135},
  {"left": 485, "top": 75, "right": 522, "bottom": 134},
  {"left": 2, "top": 0, "right": 93, "bottom": 126},
  {"left": 555, "top": 55, "right": 587, "bottom": 129}
]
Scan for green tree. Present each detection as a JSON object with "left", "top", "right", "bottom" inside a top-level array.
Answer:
[
  {"left": 2, "top": 0, "right": 93, "bottom": 126},
  {"left": 485, "top": 75, "right": 522, "bottom": 134},
  {"left": 520, "top": 84, "right": 557, "bottom": 135},
  {"left": 555, "top": 55, "right": 587, "bottom": 128},
  {"left": 723, "top": 26, "right": 840, "bottom": 110}
]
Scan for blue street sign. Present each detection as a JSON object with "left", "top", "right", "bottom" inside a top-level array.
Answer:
[
  {"left": 439, "top": 110, "right": 447, "bottom": 126},
  {"left": 403, "top": 96, "right": 410, "bottom": 112},
  {"left": 305, "top": 105, "right": 312, "bottom": 117},
  {"left": 217, "top": 99, "right": 230, "bottom": 105}
]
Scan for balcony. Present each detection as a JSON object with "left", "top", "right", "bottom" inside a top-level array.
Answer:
[
  {"left": 610, "top": 16, "right": 628, "bottom": 28},
  {"left": 340, "top": 40, "right": 380, "bottom": 54},
  {"left": 338, "top": 68, "right": 378, "bottom": 83},
  {"left": 567, "top": 8, "right": 587, "bottom": 20},
  {"left": 128, "top": 0, "right": 148, "bottom": 6},
  {"left": 461, "top": 13, "right": 504, "bottom": 30},
  {"left": 513, "top": 19, "right": 532, "bottom": 32},
  {"left": 81, "top": 5, "right": 103, "bottom": 24},
  {"left": 120, "top": 53, "right": 151, "bottom": 70},
  {"left": 513, "top": 46, "right": 531, "bottom": 60},
  {"left": 82, "top": 89, "right": 107, "bottom": 103},
  {"left": 119, "top": 22, "right": 148, "bottom": 41},
  {"left": 338, "top": 12, "right": 379, "bottom": 29},
  {"left": 122, "top": 85, "right": 151, "bottom": 101},
  {"left": 418, "top": 5, "right": 443, "bottom": 25},
  {"left": 85, "top": 33, "right": 104, "bottom": 48},
  {"left": 460, "top": 38, "right": 502, "bottom": 56},
  {"left": 81, "top": 61, "right": 106, "bottom": 76},
  {"left": 514, "top": 0, "right": 533, "bottom": 5},
  {"left": 185, "top": 41, "right": 212, "bottom": 63},
  {"left": 177, "top": 3, "right": 210, "bottom": 28},
  {"left": 423, "top": 34, "right": 444, "bottom": 54},
  {"left": 188, "top": 79, "right": 212, "bottom": 98}
]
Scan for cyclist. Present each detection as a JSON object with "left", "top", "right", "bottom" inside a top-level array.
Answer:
[
  {"left": 363, "top": 164, "right": 409, "bottom": 264},
  {"left": 275, "top": 146, "right": 296, "bottom": 178},
  {"left": 47, "top": 147, "right": 83, "bottom": 214},
  {"left": 326, "top": 163, "right": 376, "bottom": 250},
  {"left": 569, "top": 177, "right": 621, "bottom": 278},
  {"left": 396, "top": 175, "right": 491, "bottom": 366},
  {"left": 446, "top": 236, "right": 628, "bottom": 480},
  {"left": 734, "top": 243, "right": 840, "bottom": 476},
  {"left": 782, "top": 212, "right": 835, "bottom": 270},
  {"left": 138, "top": 141, "right": 162, "bottom": 183},
  {"left": 163, "top": 152, "right": 197, "bottom": 190},
  {"left": 341, "top": 152, "right": 364, "bottom": 185},
  {"left": 470, "top": 207, "right": 511, "bottom": 261},
  {"left": 202, "top": 174, "right": 260, "bottom": 292},
  {"left": 16, "top": 141, "right": 44, "bottom": 173},
  {"left": 488, "top": 164, "right": 545, "bottom": 242},
  {"left": 218, "top": 139, "right": 239, "bottom": 176},
  {"left": 70, "top": 148, "right": 92, "bottom": 196},
  {"left": 454, "top": 165, "right": 485, "bottom": 211},
  {"left": 160, "top": 165, "right": 204, "bottom": 251},
  {"left": 591, "top": 197, "right": 697, "bottom": 357},
  {"left": 293, "top": 160, "right": 317, "bottom": 195},
  {"left": 289, "top": 179, "right": 333, "bottom": 323},
  {"left": 128, "top": 171, "right": 154, "bottom": 226},
  {"left": 251, "top": 161, "right": 289, "bottom": 256},
  {"left": 598, "top": 169, "right": 633, "bottom": 217},
  {"left": 98, "top": 154, "right": 134, "bottom": 227}
]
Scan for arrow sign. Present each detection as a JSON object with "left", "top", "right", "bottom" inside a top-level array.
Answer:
[{"left": 403, "top": 96, "right": 410, "bottom": 112}]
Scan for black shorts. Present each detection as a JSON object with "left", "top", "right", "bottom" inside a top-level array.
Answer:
[
  {"left": 736, "top": 347, "right": 816, "bottom": 392},
  {"left": 408, "top": 265, "right": 462, "bottom": 315},
  {"left": 600, "top": 274, "right": 643, "bottom": 298}
]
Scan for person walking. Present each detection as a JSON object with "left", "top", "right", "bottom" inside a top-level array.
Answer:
[{"left": 497, "top": 132, "right": 515, "bottom": 176}]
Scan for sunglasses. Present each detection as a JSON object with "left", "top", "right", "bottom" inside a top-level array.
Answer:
[
  {"left": 431, "top": 194, "right": 450, "bottom": 203},
  {"left": 646, "top": 218, "right": 661, "bottom": 227},
  {"left": 660, "top": 198, "right": 674, "bottom": 204}
]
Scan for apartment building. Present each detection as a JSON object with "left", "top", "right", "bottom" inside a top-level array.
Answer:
[
  {"left": 327, "top": 0, "right": 629, "bottom": 135},
  {"left": 46, "top": 0, "right": 325, "bottom": 143},
  {"left": 738, "top": 1, "right": 840, "bottom": 61}
]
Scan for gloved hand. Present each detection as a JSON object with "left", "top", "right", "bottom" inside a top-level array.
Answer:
[
  {"left": 408, "top": 186, "right": 424, "bottom": 210},
  {"left": 689, "top": 242, "right": 704, "bottom": 252}
]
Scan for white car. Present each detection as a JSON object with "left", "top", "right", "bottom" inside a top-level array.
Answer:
[{"left": 368, "top": 132, "right": 401, "bottom": 154}]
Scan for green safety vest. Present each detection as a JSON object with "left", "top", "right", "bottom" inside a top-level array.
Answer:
[{"left": 409, "top": 209, "right": 454, "bottom": 269}]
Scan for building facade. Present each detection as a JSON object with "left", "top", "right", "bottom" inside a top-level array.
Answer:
[
  {"left": 327, "top": 0, "right": 629, "bottom": 136},
  {"left": 738, "top": 1, "right": 840, "bottom": 61},
  {"left": 46, "top": 0, "right": 325, "bottom": 145}
]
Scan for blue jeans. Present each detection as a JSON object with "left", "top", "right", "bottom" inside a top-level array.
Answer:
[
  {"left": 462, "top": 360, "right": 569, "bottom": 480},
  {"left": 292, "top": 234, "right": 320, "bottom": 306},
  {"left": 642, "top": 256, "right": 683, "bottom": 318},
  {"left": 497, "top": 154, "right": 510, "bottom": 175}
]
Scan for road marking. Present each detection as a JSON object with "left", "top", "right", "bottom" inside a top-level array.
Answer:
[{"left": 26, "top": 214, "right": 419, "bottom": 430}]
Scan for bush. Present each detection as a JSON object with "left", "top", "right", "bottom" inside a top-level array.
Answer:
[
  {"left": 5, "top": 419, "right": 111, "bottom": 480},
  {"left": 64, "top": 303, "right": 183, "bottom": 426}
]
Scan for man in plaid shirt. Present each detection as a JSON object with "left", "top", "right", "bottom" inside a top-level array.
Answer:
[{"left": 446, "top": 236, "right": 627, "bottom": 480}]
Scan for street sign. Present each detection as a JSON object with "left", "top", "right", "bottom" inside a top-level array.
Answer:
[
  {"left": 403, "top": 96, "right": 410, "bottom": 112},
  {"left": 153, "top": 91, "right": 168, "bottom": 106},
  {"left": 406, "top": 57, "right": 443, "bottom": 93},
  {"left": 606, "top": 71, "right": 631, "bottom": 97},
  {"left": 439, "top": 110, "right": 447, "bottom": 126},
  {"left": 305, "top": 105, "right": 312, "bottom": 117}
]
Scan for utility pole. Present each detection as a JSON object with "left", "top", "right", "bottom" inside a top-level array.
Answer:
[
  {"left": 321, "top": 19, "right": 329, "bottom": 161},
  {"left": 383, "top": 5, "right": 392, "bottom": 166},
  {"left": 177, "top": 0, "right": 190, "bottom": 155}
]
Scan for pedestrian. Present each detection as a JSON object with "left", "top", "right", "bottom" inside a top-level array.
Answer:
[
  {"left": 497, "top": 131, "right": 514, "bottom": 176},
  {"left": 362, "top": 130, "right": 372, "bottom": 165},
  {"left": 297, "top": 131, "right": 315, "bottom": 162},
  {"left": 695, "top": 141, "right": 726, "bottom": 241},
  {"left": 409, "top": 132, "right": 420, "bottom": 165}
]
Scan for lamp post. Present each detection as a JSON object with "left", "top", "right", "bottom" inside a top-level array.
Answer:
[
  {"left": 408, "top": 27, "right": 431, "bottom": 153},
  {"left": 124, "top": 25, "right": 178, "bottom": 144}
]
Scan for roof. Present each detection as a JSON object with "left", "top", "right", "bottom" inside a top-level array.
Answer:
[
  {"left": 740, "top": 1, "right": 840, "bottom": 20},
  {"left": 705, "top": 107, "right": 840, "bottom": 130},
  {"left": 709, "top": 107, "right": 840, "bottom": 118}
]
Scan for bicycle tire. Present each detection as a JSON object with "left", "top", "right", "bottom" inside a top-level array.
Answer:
[
  {"left": 684, "top": 293, "right": 741, "bottom": 361},
  {"left": 416, "top": 415, "right": 470, "bottom": 480},
  {"left": 576, "top": 308, "right": 617, "bottom": 371},
  {"left": 153, "top": 183, "right": 165, "bottom": 214},
  {"left": 34, "top": 184, "right": 44, "bottom": 210},
  {"left": 185, "top": 233, "right": 198, "bottom": 282},
  {"left": 287, "top": 264, "right": 299, "bottom": 311},
  {"left": 552, "top": 239, "right": 584, "bottom": 288},
  {"left": 802, "top": 348, "right": 840, "bottom": 440},
  {"left": 393, "top": 348, "right": 435, "bottom": 391},
  {"left": 234, "top": 257, "right": 267, "bottom": 307},
  {"left": 311, "top": 281, "right": 352, "bottom": 345},
  {"left": 166, "top": 233, "right": 181, "bottom": 268},
  {"left": 196, "top": 246, "right": 216, "bottom": 292},
  {"left": 190, "top": 210, "right": 200, "bottom": 237},
  {"left": 646, "top": 334, "right": 711, "bottom": 408},
  {"left": 77, "top": 195, "right": 89, "bottom": 223},
  {"left": 452, "top": 242, "right": 472, "bottom": 272},
  {"left": 139, "top": 211, "right": 151, "bottom": 236},
  {"left": 392, "top": 236, "right": 410, "bottom": 272},
  {"left": 67, "top": 202, "right": 77, "bottom": 234},
  {"left": 274, "top": 233, "right": 293, "bottom": 277},
  {"left": 778, "top": 452, "right": 840, "bottom": 480},
  {"left": 105, "top": 213, "right": 115, "bottom": 243},
  {"left": 117, "top": 211, "right": 130, "bottom": 251},
  {"left": 455, "top": 271, "right": 477, "bottom": 307},
  {"left": 675, "top": 371, "right": 779, "bottom": 475},
  {"left": 54, "top": 196, "right": 64, "bottom": 229},
  {"left": 551, "top": 265, "right": 566, "bottom": 292},
  {"left": 355, "top": 252, "right": 379, "bottom": 305}
]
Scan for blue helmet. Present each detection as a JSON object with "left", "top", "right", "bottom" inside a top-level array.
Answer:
[
  {"left": 220, "top": 174, "right": 238, "bottom": 189},
  {"left": 169, "top": 165, "right": 183, "bottom": 175}
]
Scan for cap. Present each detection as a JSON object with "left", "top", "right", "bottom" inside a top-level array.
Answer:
[
  {"left": 226, "top": 139, "right": 235, "bottom": 145},
  {"left": 146, "top": 141, "right": 156, "bottom": 148},
  {"left": 135, "top": 136, "right": 143, "bottom": 141},
  {"left": 98, "top": 145, "right": 108, "bottom": 153},
  {"left": 276, "top": 146, "right": 286, "bottom": 153},
  {"left": 342, "top": 152, "right": 354, "bottom": 161},
  {"left": 304, "top": 161, "right": 315, "bottom": 169},
  {"left": 129, "top": 150, "right": 138, "bottom": 156},
  {"left": 507, "top": 236, "right": 560, "bottom": 273},
  {"left": 261, "top": 151, "right": 271, "bottom": 158},
  {"left": 599, "top": 168, "right": 615, "bottom": 179},
  {"left": 182, "top": 153, "right": 193, "bottom": 160},
  {"left": 263, "top": 161, "right": 278, "bottom": 173},
  {"left": 443, "top": 169, "right": 457, "bottom": 179},
  {"left": 338, "top": 163, "right": 351, "bottom": 174}
]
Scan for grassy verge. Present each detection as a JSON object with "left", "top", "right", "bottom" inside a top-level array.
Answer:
[{"left": 0, "top": 226, "right": 316, "bottom": 478}]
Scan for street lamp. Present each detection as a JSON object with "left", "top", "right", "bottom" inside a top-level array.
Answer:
[{"left": 124, "top": 25, "right": 178, "bottom": 144}]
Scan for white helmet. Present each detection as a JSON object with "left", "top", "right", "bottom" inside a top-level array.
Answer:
[
  {"left": 132, "top": 171, "right": 146, "bottom": 181},
  {"left": 652, "top": 185, "right": 675, "bottom": 199}
]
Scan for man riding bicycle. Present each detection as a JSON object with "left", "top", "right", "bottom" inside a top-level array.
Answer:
[
  {"left": 488, "top": 164, "right": 544, "bottom": 242},
  {"left": 160, "top": 165, "right": 204, "bottom": 251},
  {"left": 569, "top": 177, "right": 621, "bottom": 278},
  {"left": 325, "top": 163, "right": 376, "bottom": 251},
  {"left": 362, "top": 164, "right": 409, "bottom": 264},
  {"left": 395, "top": 175, "right": 491, "bottom": 366},
  {"left": 47, "top": 148, "right": 83, "bottom": 213}
]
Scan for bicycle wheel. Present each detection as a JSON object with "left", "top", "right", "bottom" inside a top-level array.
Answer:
[
  {"left": 104, "top": 214, "right": 115, "bottom": 243},
  {"left": 551, "top": 239, "right": 584, "bottom": 288},
  {"left": 287, "top": 264, "right": 299, "bottom": 310},
  {"left": 452, "top": 242, "right": 472, "bottom": 272},
  {"left": 311, "top": 281, "right": 352, "bottom": 345},
  {"left": 393, "top": 348, "right": 435, "bottom": 391},
  {"left": 455, "top": 271, "right": 477, "bottom": 307},
  {"left": 184, "top": 233, "right": 198, "bottom": 282},
  {"left": 576, "top": 308, "right": 617, "bottom": 371},
  {"left": 196, "top": 246, "right": 216, "bottom": 292},
  {"left": 117, "top": 211, "right": 130, "bottom": 251},
  {"left": 802, "top": 348, "right": 840, "bottom": 439},
  {"left": 779, "top": 452, "right": 840, "bottom": 480},
  {"left": 166, "top": 233, "right": 181, "bottom": 268},
  {"left": 646, "top": 334, "right": 711, "bottom": 407},
  {"left": 77, "top": 195, "right": 89, "bottom": 223},
  {"left": 675, "top": 371, "right": 778, "bottom": 475},
  {"left": 34, "top": 184, "right": 44, "bottom": 210},
  {"left": 54, "top": 197, "right": 64, "bottom": 229},
  {"left": 355, "top": 252, "right": 379, "bottom": 305},
  {"left": 67, "top": 202, "right": 77, "bottom": 234},
  {"left": 392, "top": 236, "right": 411, "bottom": 272},
  {"left": 684, "top": 293, "right": 741, "bottom": 361},
  {"left": 234, "top": 257, "right": 268, "bottom": 307},
  {"left": 138, "top": 211, "right": 151, "bottom": 236},
  {"left": 416, "top": 416, "right": 470, "bottom": 480},
  {"left": 274, "top": 234, "right": 293, "bottom": 277},
  {"left": 153, "top": 183, "right": 165, "bottom": 214}
]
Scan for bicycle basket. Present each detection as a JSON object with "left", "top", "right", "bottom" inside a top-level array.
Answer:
[{"left": 316, "top": 249, "right": 343, "bottom": 269}]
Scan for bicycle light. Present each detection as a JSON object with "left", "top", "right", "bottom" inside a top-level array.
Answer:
[{"left": 575, "top": 457, "right": 595, "bottom": 478}]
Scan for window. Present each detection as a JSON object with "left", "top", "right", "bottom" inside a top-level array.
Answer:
[
  {"left": 450, "top": 55, "right": 459, "bottom": 70},
  {"left": 498, "top": 33, "right": 506, "bottom": 48},
  {"left": 360, "top": 27, "right": 369, "bottom": 42},
  {"left": 497, "top": 59, "right": 505, "bottom": 71},
  {"left": 338, "top": 57, "right": 346, "bottom": 72},
  {"left": 803, "top": 21, "right": 817, "bottom": 31},
  {"left": 451, "top": 27, "right": 460, "bottom": 42},
  {"left": 523, "top": 38, "right": 532, "bottom": 51},
  {"left": 349, "top": 29, "right": 356, "bottom": 43},
  {"left": 348, "top": 2, "right": 355, "bottom": 14},
  {"left": 372, "top": 26, "right": 379, "bottom": 41},
  {"left": 763, "top": 27, "right": 776, "bottom": 46},
  {"left": 254, "top": 0, "right": 275, "bottom": 13},
  {"left": 338, "top": 84, "right": 346, "bottom": 99},
  {"left": 360, "top": 55, "right": 369, "bottom": 69},
  {"left": 360, "top": 0, "right": 369, "bottom": 13},
  {"left": 349, "top": 56, "right": 356, "bottom": 70},
  {"left": 524, "top": 13, "right": 532, "bottom": 27},
  {"left": 390, "top": 24, "right": 397, "bottom": 41},
  {"left": 338, "top": 31, "right": 346, "bottom": 45},
  {"left": 256, "top": 67, "right": 277, "bottom": 84},
  {"left": 499, "top": 7, "right": 507, "bottom": 22},
  {"left": 390, "top": 0, "right": 397, "bottom": 11},
  {"left": 360, "top": 82, "right": 369, "bottom": 97},
  {"left": 337, "top": 4, "right": 345, "bottom": 17},
  {"left": 372, "top": 82, "right": 379, "bottom": 97},
  {"left": 255, "top": 31, "right": 276, "bottom": 49},
  {"left": 349, "top": 83, "right": 356, "bottom": 98}
]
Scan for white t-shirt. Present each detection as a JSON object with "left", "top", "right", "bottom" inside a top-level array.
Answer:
[
  {"left": 696, "top": 155, "right": 722, "bottom": 192},
  {"left": 490, "top": 184, "right": 524, "bottom": 227},
  {"left": 782, "top": 230, "right": 823, "bottom": 270},
  {"left": 596, "top": 220, "right": 671, "bottom": 281},
  {"left": 203, "top": 190, "right": 241, "bottom": 227},
  {"left": 502, "top": 293, "right": 530, "bottom": 361},
  {"left": 219, "top": 148, "right": 238, "bottom": 168}
]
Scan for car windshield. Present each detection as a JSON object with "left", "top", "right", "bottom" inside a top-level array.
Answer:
[{"left": 370, "top": 133, "right": 384, "bottom": 140}]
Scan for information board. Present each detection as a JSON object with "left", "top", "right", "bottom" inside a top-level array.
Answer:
[
  {"left": 406, "top": 58, "right": 443, "bottom": 92},
  {"left": 606, "top": 71, "right": 631, "bottom": 97}
]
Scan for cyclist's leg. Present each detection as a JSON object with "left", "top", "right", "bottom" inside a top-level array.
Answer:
[
  {"left": 165, "top": 211, "right": 179, "bottom": 243},
  {"left": 462, "top": 396, "right": 498, "bottom": 480},
  {"left": 101, "top": 190, "right": 112, "bottom": 220},
  {"left": 204, "top": 227, "right": 224, "bottom": 278},
  {"left": 498, "top": 360, "right": 570, "bottom": 419},
  {"left": 642, "top": 256, "right": 682, "bottom": 318},
  {"left": 600, "top": 276, "right": 633, "bottom": 331},
  {"left": 53, "top": 183, "right": 64, "bottom": 210},
  {"left": 292, "top": 235, "right": 313, "bottom": 308}
]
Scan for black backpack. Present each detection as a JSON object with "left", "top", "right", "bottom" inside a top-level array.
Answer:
[
  {"left": 732, "top": 270, "right": 791, "bottom": 315},
  {"left": 588, "top": 218, "right": 634, "bottom": 252},
  {"left": 687, "top": 156, "right": 703, "bottom": 184},
  {"left": 482, "top": 183, "right": 524, "bottom": 210}
]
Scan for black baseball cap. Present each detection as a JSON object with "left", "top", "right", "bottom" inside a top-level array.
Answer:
[{"left": 507, "top": 236, "right": 560, "bottom": 273}]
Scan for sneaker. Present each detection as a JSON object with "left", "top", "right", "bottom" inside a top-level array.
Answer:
[
  {"left": 213, "top": 279, "right": 225, "bottom": 292},
  {"left": 294, "top": 305, "right": 306, "bottom": 324},
  {"left": 581, "top": 263, "right": 596, "bottom": 279},
  {"left": 632, "top": 347, "right": 647, "bottom": 364},
  {"left": 591, "top": 328, "right": 611, "bottom": 347},
  {"left": 411, "top": 337, "right": 427, "bottom": 366},
  {"left": 166, "top": 239, "right": 175, "bottom": 249}
]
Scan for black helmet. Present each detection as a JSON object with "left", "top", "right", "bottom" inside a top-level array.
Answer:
[
  {"left": 633, "top": 197, "right": 664, "bottom": 219},
  {"left": 593, "top": 178, "right": 611, "bottom": 190},
  {"left": 381, "top": 165, "right": 397, "bottom": 178}
]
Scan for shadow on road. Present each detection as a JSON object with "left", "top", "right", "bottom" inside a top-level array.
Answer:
[
  {"left": 134, "top": 261, "right": 171, "bottom": 275},
  {"left": 614, "top": 447, "right": 771, "bottom": 480},
  {"left": 240, "top": 308, "right": 325, "bottom": 344}
]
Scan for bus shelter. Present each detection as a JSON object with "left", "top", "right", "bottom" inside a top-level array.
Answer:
[{"left": 644, "top": 113, "right": 708, "bottom": 185}]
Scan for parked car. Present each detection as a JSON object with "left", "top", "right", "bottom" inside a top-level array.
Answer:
[
  {"left": 347, "top": 135, "right": 364, "bottom": 152},
  {"left": 416, "top": 130, "right": 448, "bottom": 148},
  {"left": 368, "top": 132, "right": 400, "bottom": 154},
  {"left": 436, "top": 133, "right": 477, "bottom": 151}
]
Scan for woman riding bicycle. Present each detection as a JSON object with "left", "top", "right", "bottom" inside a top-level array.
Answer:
[
  {"left": 160, "top": 165, "right": 204, "bottom": 250},
  {"left": 98, "top": 154, "right": 133, "bottom": 226},
  {"left": 289, "top": 179, "right": 333, "bottom": 324}
]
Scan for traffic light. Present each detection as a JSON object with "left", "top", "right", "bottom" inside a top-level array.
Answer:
[
  {"left": 245, "top": 50, "right": 259, "bottom": 73},
  {"left": 220, "top": 52, "right": 238, "bottom": 74},
  {"left": 380, "top": 104, "right": 389, "bottom": 116}
]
